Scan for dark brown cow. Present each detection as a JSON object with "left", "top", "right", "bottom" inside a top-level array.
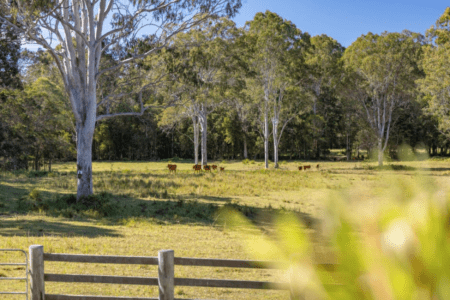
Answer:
[
  {"left": 304, "top": 165, "right": 311, "bottom": 170},
  {"left": 193, "top": 164, "right": 202, "bottom": 173},
  {"left": 203, "top": 165, "right": 211, "bottom": 172},
  {"left": 220, "top": 167, "right": 225, "bottom": 172},
  {"left": 316, "top": 164, "right": 320, "bottom": 169},
  {"left": 212, "top": 165, "right": 218, "bottom": 170},
  {"left": 167, "top": 164, "right": 177, "bottom": 173},
  {"left": 298, "top": 166, "right": 303, "bottom": 171}
]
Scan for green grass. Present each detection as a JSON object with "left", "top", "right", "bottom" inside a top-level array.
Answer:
[{"left": 1, "top": 159, "right": 450, "bottom": 299}]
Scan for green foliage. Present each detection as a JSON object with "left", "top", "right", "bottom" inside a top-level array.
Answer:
[{"left": 223, "top": 176, "right": 450, "bottom": 299}]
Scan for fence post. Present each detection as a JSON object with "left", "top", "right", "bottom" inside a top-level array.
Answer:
[
  {"left": 158, "top": 250, "right": 174, "bottom": 300},
  {"left": 30, "top": 245, "right": 45, "bottom": 300}
]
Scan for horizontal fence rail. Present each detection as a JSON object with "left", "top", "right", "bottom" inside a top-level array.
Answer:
[
  {"left": 45, "top": 295, "right": 194, "bottom": 300},
  {"left": 30, "top": 245, "right": 337, "bottom": 300},
  {"left": 44, "top": 253, "right": 159, "bottom": 265}
]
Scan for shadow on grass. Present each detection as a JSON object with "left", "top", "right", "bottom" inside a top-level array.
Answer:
[
  {"left": 4, "top": 187, "right": 318, "bottom": 231},
  {"left": 0, "top": 217, "right": 119, "bottom": 237}
]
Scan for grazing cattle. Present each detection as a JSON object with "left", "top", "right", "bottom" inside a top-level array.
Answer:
[
  {"left": 193, "top": 164, "right": 202, "bottom": 173},
  {"left": 167, "top": 164, "right": 177, "bottom": 173},
  {"left": 203, "top": 165, "right": 211, "bottom": 172},
  {"left": 304, "top": 165, "right": 311, "bottom": 170},
  {"left": 220, "top": 167, "right": 225, "bottom": 172},
  {"left": 212, "top": 165, "right": 218, "bottom": 170},
  {"left": 298, "top": 166, "right": 303, "bottom": 171},
  {"left": 316, "top": 164, "right": 320, "bottom": 169}
]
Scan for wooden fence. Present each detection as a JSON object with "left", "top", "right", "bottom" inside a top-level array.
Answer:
[{"left": 29, "top": 245, "right": 335, "bottom": 300}]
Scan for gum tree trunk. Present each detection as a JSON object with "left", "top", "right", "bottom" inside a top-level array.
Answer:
[
  {"left": 378, "top": 136, "right": 383, "bottom": 167},
  {"left": 273, "top": 118, "right": 279, "bottom": 168},
  {"left": 243, "top": 135, "right": 248, "bottom": 159},
  {"left": 264, "top": 111, "right": 269, "bottom": 169},
  {"left": 199, "top": 106, "right": 208, "bottom": 166},
  {"left": 192, "top": 116, "right": 200, "bottom": 165},
  {"left": 76, "top": 118, "right": 96, "bottom": 198}
]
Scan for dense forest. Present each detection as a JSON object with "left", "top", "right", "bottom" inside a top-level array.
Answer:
[{"left": 2, "top": 7, "right": 450, "bottom": 172}]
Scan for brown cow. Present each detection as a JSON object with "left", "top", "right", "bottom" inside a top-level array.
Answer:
[
  {"left": 298, "top": 166, "right": 303, "bottom": 171},
  {"left": 193, "top": 164, "right": 202, "bottom": 173},
  {"left": 203, "top": 165, "right": 211, "bottom": 172},
  {"left": 304, "top": 165, "right": 311, "bottom": 170},
  {"left": 316, "top": 164, "right": 320, "bottom": 169},
  {"left": 212, "top": 165, "right": 218, "bottom": 170},
  {"left": 167, "top": 164, "right": 177, "bottom": 173},
  {"left": 220, "top": 167, "right": 225, "bottom": 172}
]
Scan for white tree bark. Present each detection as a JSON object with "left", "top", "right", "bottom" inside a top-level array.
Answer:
[
  {"left": 192, "top": 115, "right": 200, "bottom": 165},
  {"left": 199, "top": 105, "right": 208, "bottom": 165},
  {"left": 1, "top": 0, "right": 240, "bottom": 199}
]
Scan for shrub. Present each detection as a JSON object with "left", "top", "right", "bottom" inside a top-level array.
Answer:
[
  {"left": 242, "top": 159, "right": 250, "bottom": 165},
  {"left": 27, "top": 171, "right": 48, "bottom": 178},
  {"left": 223, "top": 178, "right": 450, "bottom": 299}
]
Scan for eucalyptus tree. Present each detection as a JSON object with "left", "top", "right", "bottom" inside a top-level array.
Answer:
[
  {"left": 0, "top": 19, "right": 21, "bottom": 89},
  {"left": 420, "top": 8, "right": 450, "bottom": 139},
  {"left": 306, "top": 34, "right": 344, "bottom": 158},
  {"left": 343, "top": 31, "right": 423, "bottom": 166},
  {"left": 0, "top": 0, "right": 241, "bottom": 198},
  {"left": 163, "top": 17, "right": 239, "bottom": 165},
  {"left": 244, "top": 11, "right": 311, "bottom": 168}
]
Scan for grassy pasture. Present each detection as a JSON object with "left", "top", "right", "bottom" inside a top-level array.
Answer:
[{"left": 1, "top": 158, "right": 450, "bottom": 299}]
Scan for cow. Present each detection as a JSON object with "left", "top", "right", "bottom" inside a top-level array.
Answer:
[
  {"left": 167, "top": 164, "right": 177, "bottom": 173},
  {"left": 298, "top": 166, "right": 303, "bottom": 171},
  {"left": 220, "top": 167, "right": 225, "bottom": 172},
  {"left": 203, "top": 165, "right": 211, "bottom": 172},
  {"left": 193, "top": 164, "right": 202, "bottom": 173},
  {"left": 316, "top": 164, "right": 320, "bottom": 169},
  {"left": 212, "top": 165, "right": 218, "bottom": 171},
  {"left": 304, "top": 165, "right": 311, "bottom": 170}
]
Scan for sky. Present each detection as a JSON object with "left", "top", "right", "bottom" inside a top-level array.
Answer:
[
  {"left": 232, "top": 0, "right": 449, "bottom": 47},
  {"left": 23, "top": 0, "right": 449, "bottom": 51}
]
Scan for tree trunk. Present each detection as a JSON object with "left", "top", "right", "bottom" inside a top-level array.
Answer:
[
  {"left": 48, "top": 157, "right": 52, "bottom": 173},
  {"left": 193, "top": 116, "right": 199, "bottom": 165},
  {"left": 264, "top": 111, "right": 269, "bottom": 169},
  {"left": 378, "top": 136, "right": 383, "bottom": 166},
  {"left": 199, "top": 110, "right": 208, "bottom": 166},
  {"left": 76, "top": 122, "right": 95, "bottom": 199},
  {"left": 273, "top": 119, "right": 279, "bottom": 168}
]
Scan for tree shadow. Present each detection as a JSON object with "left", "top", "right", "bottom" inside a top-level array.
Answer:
[{"left": 0, "top": 217, "right": 119, "bottom": 237}]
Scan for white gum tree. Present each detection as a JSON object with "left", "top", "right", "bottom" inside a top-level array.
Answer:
[
  {"left": 245, "top": 11, "right": 310, "bottom": 168},
  {"left": 343, "top": 31, "right": 423, "bottom": 166},
  {"left": 163, "top": 17, "right": 238, "bottom": 165},
  {"left": 0, "top": 0, "right": 241, "bottom": 198}
]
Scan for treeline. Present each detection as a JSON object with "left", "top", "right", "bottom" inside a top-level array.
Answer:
[{"left": 2, "top": 9, "right": 450, "bottom": 170}]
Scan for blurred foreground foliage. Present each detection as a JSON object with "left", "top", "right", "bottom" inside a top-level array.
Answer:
[{"left": 221, "top": 174, "right": 450, "bottom": 299}]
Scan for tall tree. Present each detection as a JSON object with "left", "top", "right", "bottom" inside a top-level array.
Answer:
[
  {"left": 306, "top": 34, "right": 344, "bottom": 158},
  {"left": 420, "top": 8, "right": 450, "bottom": 140},
  {"left": 343, "top": 31, "right": 423, "bottom": 166},
  {"left": 0, "top": 17, "right": 21, "bottom": 89},
  {"left": 163, "top": 17, "right": 239, "bottom": 165},
  {"left": 244, "top": 11, "right": 311, "bottom": 168},
  {"left": 0, "top": 0, "right": 241, "bottom": 198}
]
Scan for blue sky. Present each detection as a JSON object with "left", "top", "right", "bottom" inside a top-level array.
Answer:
[{"left": 232, "top": 0, "right": 449, "bottom": 47}]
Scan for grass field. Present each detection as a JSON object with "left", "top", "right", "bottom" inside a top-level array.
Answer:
[{"left": 1, "top": 158, "right": 450, "bottom": 299}]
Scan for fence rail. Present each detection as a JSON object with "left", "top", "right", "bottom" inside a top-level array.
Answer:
[{"left": 30, "top": 245, "right": 335, "bottom": 300}]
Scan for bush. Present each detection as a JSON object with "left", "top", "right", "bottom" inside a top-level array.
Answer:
[
  {"left": 242, "top": 159, "right": 250, "bottom": 165},
  {"left": 17, "top": 191, "right": 120, "bottom": 218},
  {"left": 16, "top": 189, "right": 49, "bottom": 212},
  {"left": 223, "top": 178, "right": 450, "bottom": 299},
  {"left": 27, "top": 171, "right": 48, "bottom": 178}
]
